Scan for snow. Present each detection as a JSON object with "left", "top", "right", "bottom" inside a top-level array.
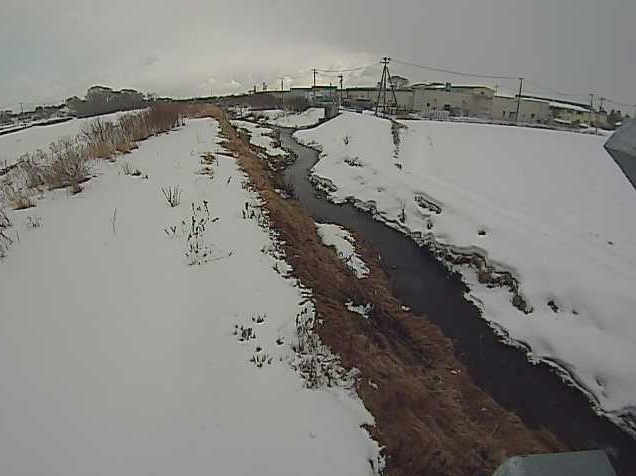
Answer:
[
  {"left": 257, "top": 108, "right": 325, "bottom": 128},
  {"left": 0, "top": 118, "right": 382, "bottom": 475},
  {"left": 0, "top": 111, "right": 139, "bottom": 168},
  {"left": 315, "top": 222, "right": 369, "bottom": 279},
  {"left": 296, "top": 112, "right": 636, "bottom": 431},
  {"left": 230, "top": 119, "right": 288, "bottom": 156},
  {"left": 346, "top": 301, "right": 372, "bottom": 319},
  {"left": 548, "top": 100, "right": 590, "bottom": 112}
]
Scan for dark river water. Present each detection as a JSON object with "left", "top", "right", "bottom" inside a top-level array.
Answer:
[{"left": 277, "top": 127, "right": 635, "bottom": 476}]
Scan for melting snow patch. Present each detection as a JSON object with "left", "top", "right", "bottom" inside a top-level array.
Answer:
[
  {"left": 316, "top": 222, "right": 370, "bottom": 278},
  {"left": 230, "top": 119, "right": 288, "bottom": 157},
  {"left": 255, "top": 108, "right": 325, "bottom": 128},
  {"left": 346, "top": 301, "right": 372, "bottom": 319}
]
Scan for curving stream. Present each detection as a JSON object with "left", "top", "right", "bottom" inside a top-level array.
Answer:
[{"left": 277, "top": 126, "right": 636, "bottom": 475}]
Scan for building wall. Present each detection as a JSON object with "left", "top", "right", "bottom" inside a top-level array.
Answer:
[
  {"left": 413, "top": 90, "right": 482, "bottom": 117},
  {"left": 492, "top": 96, "right": 551, "bottom": 123},
  {"left": 344, "top": 89, "right": 414, "bottom": 111},
  {"left": 552, "top": 107, "right": 590, "bottom": 125}
]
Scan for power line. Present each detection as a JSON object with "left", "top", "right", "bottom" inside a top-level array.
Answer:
[
  {"left": 314, "top": 64, "right": 376, "bottom": 73},
  {"left": 392, "top": 58, "right": 518, "bottom": 80},
  {"left": 604, "top": 98, "right": 633, "bottom": 109},
  {"left": 523, "top": 79, "right": 588, "bottom": 100}
]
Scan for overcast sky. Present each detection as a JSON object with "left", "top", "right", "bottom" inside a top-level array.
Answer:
[{"left": 1, "top": 0, "right": 634, "bottom": 112}]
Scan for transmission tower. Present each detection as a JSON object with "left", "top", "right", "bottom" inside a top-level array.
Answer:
[{"left": 375, "top": 57, "right": 398, "bottom": 116}]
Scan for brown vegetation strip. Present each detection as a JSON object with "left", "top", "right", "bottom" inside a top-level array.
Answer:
[{"left": 191, "top": 105, "right": 567, "bottom": 476}]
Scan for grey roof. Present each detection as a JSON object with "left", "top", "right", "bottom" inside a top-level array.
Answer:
[
  {"left": 604, "top": 119, "right": 636, "bottom": 190},
  {"left": 492, "top": 450, "right": 617, "bottom": 476}
]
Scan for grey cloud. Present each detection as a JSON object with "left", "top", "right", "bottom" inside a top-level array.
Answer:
[{"left": 0, "top": 0, "right": 634, "bottom": 110}]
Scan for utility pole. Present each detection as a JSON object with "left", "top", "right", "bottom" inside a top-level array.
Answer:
[
  {"left": 374, "top": 57, "right": 399, "bottom": 116},
  {"left": 515, "top": 78, "right": 523, "bottom": 124},
  {"left": 338, "top": 74, "right": 343, "bottom": 108},
  {"left": 313, "top": 69, "right": 317, "bottom": 88},
  {"left": 597, "top": 97, "right": 605, "bottom": 134},
  {"left": 280, "top": 78, "right": 284, "bottom": 108},
  {"left": 589, "top": 93, "right": 595, "bottom": 128}
]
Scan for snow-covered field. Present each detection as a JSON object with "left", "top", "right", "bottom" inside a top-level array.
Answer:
[
  {"left": 0, "top": 118, "right": 382, "bottom": 475},
  {"left": 257, "top": 108, "right": 325, "bottom": 128},
  {"left": 0, "top": 111, "right": 137, "bottom": 168},
  {"left": 231, "top": 119, "right": 288, "bottom": 157},
  {"left": 296, "top": 112, "right": 636, "bottom": 431}
]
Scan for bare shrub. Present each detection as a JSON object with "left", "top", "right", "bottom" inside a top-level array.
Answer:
[
  {"left": 146, "top": 102, "right": 182, "bottom": 133},
  {"left": 2, "top": 183, "right": 35, "bottom": 210},
  {"left": 0, "top": 207, "right": 12, "bottom": 256},
  {"left": 161, "top": 186, "right": 182, "bottom": 207},
  {"left": 45, "top": 138, "right": 91, "bottom": 190},
  {"left": 122, "top": 162, "right": 143, "bottom": 177},
  {"left": 118, "top": 112, "right": 149, "bottom": 143},
  {"left": 82, "top": 119, "right": 116, "bottom": 159},
  {"left": 280, "top": 181, "right": 297, "bottom": 200},
  {"left": 0, "top": 207, "right": 10, "bottom": 228},
  {"left": 0, "top": 221, "right": 12, "bottom": 259},
  {"left": 26, "top": 215, "right": 42, "bottom": 228},
  {"left": 21, "top": 151, "right": 47, "bottom": 188}
]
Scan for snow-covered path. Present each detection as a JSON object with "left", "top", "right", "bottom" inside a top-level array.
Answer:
[{"left": 0, "top": 118, "right": 380, "bottom": 475}]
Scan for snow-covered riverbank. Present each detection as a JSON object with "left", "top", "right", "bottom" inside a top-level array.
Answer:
[
  {"left": 0, "top": 117, "right": 382, "bottom": 475},
  {"left": 295, "top": 112, "right": 636, "bottom": 433}
]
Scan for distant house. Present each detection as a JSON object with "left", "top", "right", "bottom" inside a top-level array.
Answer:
[
  {"left": 288, "top": 85, "right": 337, "bottom": 105},
  {"left": 412, "top": 83, "right": 495, "bottom": 118},
  {"left": 0, "top": 110, "right": 13, "bottom": 126},
  {"left": 389, "top": 75, "right": 409, "bottom": 89},
  {"left": 343, "top": 86, "right": 414, "bottom": 112},
  {"left": 492, "top": 95, "right": 551, "bottom": 123},
  {"left": 521, "top": 95, "right": 592, "bottom": 126}
]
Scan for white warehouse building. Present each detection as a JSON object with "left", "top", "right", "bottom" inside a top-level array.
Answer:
[{"left": 492, "top": 95, "right": 552, "bottom": 123}]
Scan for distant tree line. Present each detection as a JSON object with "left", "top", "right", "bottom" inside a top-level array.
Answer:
[{"left": 66, "top": 86, "right": 147, "bottom": 118}]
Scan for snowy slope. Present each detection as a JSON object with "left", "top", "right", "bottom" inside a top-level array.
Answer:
[
  {"left": 0, "top": 118, "right": 382, "bottom": 475},
  {"left": 257, "top": 108, "right": 325, "bottom": 128},
  {"left": 231, "top": 119, "right": 288, "bottom": 156},
  {"left": 295, "top": 112, "right": 636, "bottom": 430},
  {"left": 0, "top": 111, "right": 138, "bottom": 168}
]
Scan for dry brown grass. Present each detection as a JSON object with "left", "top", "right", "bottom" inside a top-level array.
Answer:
[
  {"left": 4, "top": 103, "right": 183, "bottom": 203},
  {"left": 193, "top": 105, "right": 567, "bottom": 476},
  {"left": 1, "top": 183, "right": 35, "bottom": 210}
]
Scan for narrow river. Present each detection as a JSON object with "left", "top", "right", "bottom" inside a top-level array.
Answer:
[{"left": 277, "top": 126, "right": 635, "bottom": 475}]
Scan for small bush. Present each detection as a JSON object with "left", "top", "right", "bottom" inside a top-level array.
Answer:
[
  {"left": 161, "top": 186, "right": 182, "bottom": 207},
  {"left": 122, "top": 162, "right": 142, "bottom": 176},
  {"left": 45, "top": 138, "right": 91, "bottom": 190},
  {"left": 2, "top": 184, "right": 35, "bottom": 210},
  {"left": 26, "top": 215, "right": 42, "bottom": 228}
]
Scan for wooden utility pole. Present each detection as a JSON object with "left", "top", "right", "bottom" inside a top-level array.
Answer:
[
  {"left": 338, "top": 74, "right": 343, "bottom": 107},
  {"left": 515, "top": 78, "right": 524, "bottom": 124},
  {"left": 280, "top": 78, "right": 284, "bottom": 107},
  {"left": 313, "top": 69, "right": 317, "bottom": 87},
  {"left": 589, "top": 93, "right": 595, "bottom": 128}
]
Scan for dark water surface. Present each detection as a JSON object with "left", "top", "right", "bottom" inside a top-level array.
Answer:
[{"left": 278, "top": 127, "right": 635, "bottom": 476}]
